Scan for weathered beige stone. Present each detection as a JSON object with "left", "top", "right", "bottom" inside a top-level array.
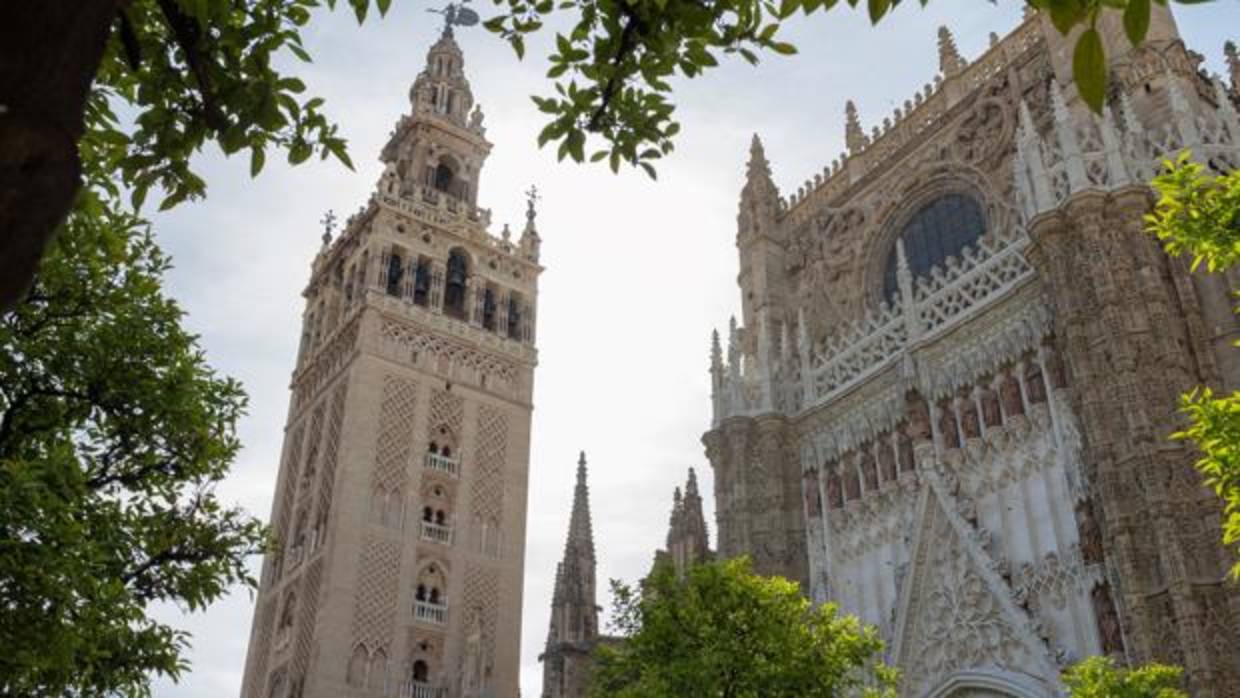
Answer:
[{"left": 239, "top": 27, "right": 541, "bottom": 698}]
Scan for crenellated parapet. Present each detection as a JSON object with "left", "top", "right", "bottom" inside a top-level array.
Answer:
[{"left": 778, "top": 17, "right": 1044, "bottom": 223}]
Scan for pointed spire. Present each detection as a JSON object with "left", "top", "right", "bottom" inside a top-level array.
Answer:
[
  {"left": 686, "top": 467, "right": 700, "bottom": 497},
  {"left": 844, "top": 100, "right": 865, "bottom": 153},
  {"left": 565, "top": 450, "right": 595, "bottom": 560},
  {"left": 938, "top": 26, "right": 966, "bottom": 78},
  {"left": 1215, "top": 79, "right": 1240, "bottom": 135},
  {"left": 747, "top": 133, "right": 771, "bottom": 180},
  {"left": 1226, "top": 41, "right": 1240, "bottom": 92},
  {"left": 710, "top": 329, "right": 724, "bottom": 375}
]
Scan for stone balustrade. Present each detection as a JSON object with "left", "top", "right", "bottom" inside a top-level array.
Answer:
[{"left": 424, "top": 452, "right": 460, "bottom": 477}]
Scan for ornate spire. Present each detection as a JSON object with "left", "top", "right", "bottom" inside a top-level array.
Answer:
[
  {"left": 566, "top": 450, "right": 594, "bottom": 561},
  {"left": 543, "top": 450, "right": 598, "bottom": 666},
  {"left": 1226, "top": 41, "right": 1240, "bottom": 92},
  {"left": 664, "top": 468, "right": 711, "bottom": 574},
  {"left": 844, "top": 100, "right": 865, "bottom": 153},
  {"left": 938, "top": 26, "right": 966, "bottom": 78},
  {"left": 747, "top": 133, "right": 770, "bottom": 179}
]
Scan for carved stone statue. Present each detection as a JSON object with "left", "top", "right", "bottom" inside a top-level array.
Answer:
[
  {"left": 1092, "top": 582, "right": 1124, "bottom": 655},
  {"left": 1076, "top": 500, "right": 1104, "bottom": 565},
  {"left": 877, "top": 438, "right": 897, "bottom": 481},
  {"left": 861, "top": 452, "right": 879, "bottom": 491},
  {"left": 906, "top": 392, "right": 932, "bottom": 441},
  {"left": 980, "top": 386, "right": 1002, "bottom": 427},
  {"left": 939, "top": 403, "right": 960, "bottom": 449},
  {"left": 959, "top": 393, "right": 981, "bottom": 439},
  {"left": 826, "top": 468, "right": 843, "bottom": 509},
  {"left": 1024, "top": 361, "right": 1048, "bottom": 404},
  {"left": 804, "top": 470, "right": 821, "bottom": 517},
  {"left": 1000, "top": 371, "right": 1024, "bottom": 417},
  {"left": 897, "top": 433, "right": 915, "bottom": 472}
]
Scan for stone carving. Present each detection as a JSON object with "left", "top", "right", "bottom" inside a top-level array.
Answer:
[
  {"left": 959, "top": 393, "right": 982, "bottom": 440},
  {"left": 1075, "top": 500, "right": 1104, "bottom": 566},
  {"left": 1023, "top": 361, "right": 1047, "bottom": 404},
  {"left": 470, "top": 404, "right": 508, "bottom": 526},
  {"left": 1000, "top": 371, "right": 1024, "bottom": 417},
  {"left": 351, "top": 538, "right": 402, "bottom": 652},
  {"left": 939, "top": 404, "right": 961, "bottom": 449},
  {"left": 1091, "top": 582, "right": 1123, "bottom": 655},
  {"left": 980, "top": 386, "right": 1001, "bottom": 428}
]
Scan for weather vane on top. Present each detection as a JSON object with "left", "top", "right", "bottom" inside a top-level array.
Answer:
[
  {"left": 524, "top": 185, "right": 541, "bottom": 220},
  {"left": 428, "top": 0, "right": 479, "bottom": 33}
]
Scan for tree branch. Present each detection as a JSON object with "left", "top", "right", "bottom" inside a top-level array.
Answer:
[
  {"left": 587, "top": 11, "right": 642, "bottom": 132},
  {"left": 156, "top": 0, "right": 226, "bottom": 131}
]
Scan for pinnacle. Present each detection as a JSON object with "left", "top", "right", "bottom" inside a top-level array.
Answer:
[
  {"left": 845, "top": 100, "right": 865, "bottom": 153},
  {"left": 937, "top": 25, "right": 965, "bottom": 77}
]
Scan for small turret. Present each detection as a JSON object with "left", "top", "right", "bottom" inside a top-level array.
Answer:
[
  {"left": 1226, "top": 41, "right": 1240, "bottom": 93},
  {"left": 844, "top": 100, "right": 865, "bottom": 154},
  {"left": 937, "top": 26, "right": 966, "bottom": 78},
  {"left": 664, "top": 468, "right": 713, "bottom": 576}
]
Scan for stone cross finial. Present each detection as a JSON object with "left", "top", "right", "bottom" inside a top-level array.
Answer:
[
  {"left": 1226, "top": 41, "right": 1240, "bottom": 91},
  {"left": 938, "top": 26, "right": 966, "bottom": 78},
  {"left": 319, "top": 209, "right": 337, "bottom": 246},
  {"left": 844, "top": 100, "right": 865, "bottom": 153}
]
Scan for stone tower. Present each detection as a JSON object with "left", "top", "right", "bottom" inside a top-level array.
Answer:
[
  {"left": 539, "top": 452, "right": 599, "bottom": 698},
  {"left": 239, "top": 26, "right": 543, "bottom": 698},
  {"left": 705, "top": 8, "right": 1240, "bottom": 697},
  {"left": 662, "top": 468, "right": 713, "bottom": 574}
]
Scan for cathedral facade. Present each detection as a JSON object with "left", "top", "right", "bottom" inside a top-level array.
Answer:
[
  {"left": 239, "top": 28, "right": 541, "bottom": 698},
  {"left": 706, "top": 9, "right": 1240, "bottom": 698}
]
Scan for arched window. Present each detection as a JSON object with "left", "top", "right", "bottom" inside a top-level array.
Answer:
[
  {"left": 415, "top": 584, "right": 427, "bottom": 601},
  {"left": 412, "top": 660, "right": 430, "bottom": 684},
  {"left": 444, "top": 249, "right": 469, "bottom": 319},
  {"left": 507, "top": 294, "right": 522, "bottom": 340},
  {"left": 386, "top": 251, "right": 404, "bottom": 297},
  {"left": 422, "top": 506, "right": 434, "bottom": 523},
  {"left": 413, "top": 258, "right": 431, "bottom": 306},
  {"left": 481, "top": 287, "right": 497, "bottom": 331},
  {"left": 882, "top": 193, "right": 986, "bottom": 302},
  {"left": 434, "top": 163, "right": 455, "bottom": 193}
]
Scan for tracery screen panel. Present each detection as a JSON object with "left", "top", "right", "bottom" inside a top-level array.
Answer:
[{"left": 883, "top": 193, "right": 986, "bottom": 302}]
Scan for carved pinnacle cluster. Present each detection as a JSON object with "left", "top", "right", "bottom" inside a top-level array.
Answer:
[
  {"left": 1226, "top": 40, "right": 1240, "bottom": 92},
  {"left": 664, "top": 468, "right": 712, "bottom": 574},
  {"left": 845, "top": 100, "right": 865, "bottom": 153},
  {"left": 938, "top": 26, "right": 966, "bottom": 78}
]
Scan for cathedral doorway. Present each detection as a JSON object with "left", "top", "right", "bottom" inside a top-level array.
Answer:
[{"left": 925, "top": 669, "right": 1053, "bottom": 698}]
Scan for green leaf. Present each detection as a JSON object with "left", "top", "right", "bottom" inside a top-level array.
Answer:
[
  {"left": 867, "top": 0, "right": 890, "bottom": 23},
  {"left": 249, "top": 146, "right": 266, "bottom": 177},
  {"left": 1123, "top": 0, "right": 1151, "bottom": 46},
  {"left": 1073, "top": 28, "right": 1106, "bottom": 113}
]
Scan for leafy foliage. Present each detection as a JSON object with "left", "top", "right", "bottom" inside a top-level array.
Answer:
[
  {"left": 1176, "top": 387, "right": 1240, "bottom": 578},
  {"left": 91, "top": 0, "right": 379, "bottom": 212},
  {"left": 589, "top": 557, "right": 896, "bottom": 698},
  {"left": 1147, "top": 152, "right": 1240, "bottom": 273},
  {"left": 1062, "top": 656, "right": 1187, "bottom": 698},
  {"left": 1144, "top": 155, "right": 1240, "bottom": 579},
  {"left": 485, "top": 0, "right": 1208, "bottom": 176},
  {"left": 0, "top": 189, "right": 266, "bottom": 695}
]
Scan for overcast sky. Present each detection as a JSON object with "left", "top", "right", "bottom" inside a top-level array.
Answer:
[{"left": 145, "top": 3, "right": 1238, "bottom": 696}]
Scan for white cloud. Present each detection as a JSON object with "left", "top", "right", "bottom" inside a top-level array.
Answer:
[{"left": 144, "top": 4, "right": 1240, "bottom": 697}]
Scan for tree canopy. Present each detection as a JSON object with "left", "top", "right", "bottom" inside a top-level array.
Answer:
[
  {"left": 1062, "top": 656, "right": 1187, "bottom": 698},
  {"left": 0, "top": 187, "right": 265, "bottom": 695},
  {"left": 589, "top": 557, "right": 896, "bottom": 698},
  {"left": 1, "top": 0, "right": 1216, "bottom": 310}
]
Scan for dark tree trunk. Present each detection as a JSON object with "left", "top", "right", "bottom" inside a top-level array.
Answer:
[{"left": 0, "top": 2, "right": 119, "bottom": 312}]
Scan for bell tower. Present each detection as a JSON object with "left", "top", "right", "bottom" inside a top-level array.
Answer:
[{"left": 239, "top": 22, "right": 543, "bottom": 698}]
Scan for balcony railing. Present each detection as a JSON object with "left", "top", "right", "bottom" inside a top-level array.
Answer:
[
  {"left": 423, "top": 452, "right": 459, "bottom": 477},
  {"left": 414, "top": 601, "right": 448, "bottom": 626},
  {"left": 419, "top": 520, "right": 453, "bottom": 545},
  {"left": 395, "top": 683, "right": 446, "bottom": 698}
]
